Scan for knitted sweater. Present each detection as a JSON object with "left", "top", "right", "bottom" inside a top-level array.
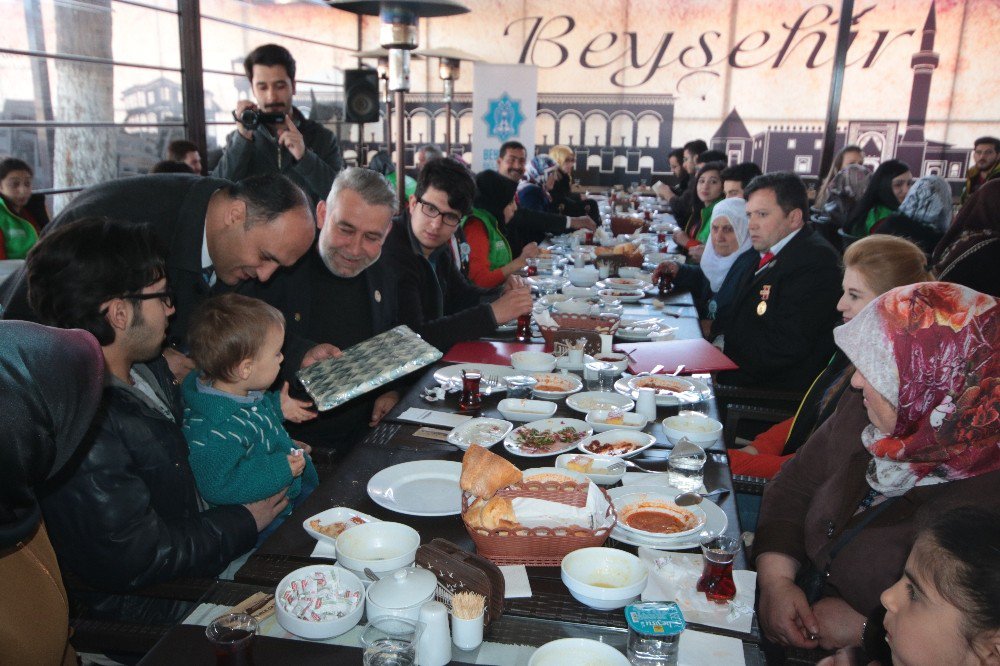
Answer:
[{"left": 181, "top": 373, "right": 317, "bottom": 513}]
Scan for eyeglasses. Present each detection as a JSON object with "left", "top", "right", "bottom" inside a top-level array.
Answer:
[
  {"left": 416, "top": 197, "right": 464, "bottom": 228},
  {"left": 125, "top": 289, "right": 175, "bottom": 309}
]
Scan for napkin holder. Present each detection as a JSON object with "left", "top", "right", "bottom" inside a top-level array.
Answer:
[
  {"left": 538, "top": 313, "right": 620, "bottom": 354},
  {"left": 416, "top": 539, "right": 504, "bottom": 628},
  {"left": 462, "top": 481, "right": 618, "bottom": 567}
]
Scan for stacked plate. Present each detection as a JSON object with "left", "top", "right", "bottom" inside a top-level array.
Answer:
[{"left": 606, "top": 484, "right": 728, "bottom": 551}]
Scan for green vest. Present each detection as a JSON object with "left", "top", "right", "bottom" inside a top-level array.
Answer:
[
  {"left": 0, "top": 197, "right": 39, "bottom": 259},
  {"left": 386, "top": 172, "right": 417, "bottom": 198},
  {"left": 695, "top": 197, "right": 722, "bottom": 244},
  {"left": 863, "top": 204, "right": 894, "bottom": 235},
  {"left": 466, "top": 207, "right": 512, "bottom": 270}
]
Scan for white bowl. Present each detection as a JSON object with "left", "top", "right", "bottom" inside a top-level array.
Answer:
[
  {"left": 556, "top": 453, "right": 626, "bottom": 486},
  {"left": 497, "top": 398, "right": 558, "bottom": 422},
  {"left": 275, "top": 565, "right": 364, "bottom": 639},
  {"left": 335, "top": 521, "right": 420, "bottom": 574},
  {"left": 560, "top": 548, "right": 648, "bottom": 610},
  {"left": 561, "top": 285, "right": 596, "bottom": 298},
  {"left": 530, "top": 372, "right": 584, "bottom": 399},
  {"left": 511, "top": 351, "right": 558, "bottom": 372},
  {"left": 613, "top": 489, "right": 707, "bottom": 538},
  {"left": 565, "top": 391, "right": 635, "bottom": 414},
  {"left": 566, "top": 267, "right": 599, "bottom": 287},
  {"left": 577, "top": 429, "right": 656, "bottom": 458},
  {"left": 552, "top": 298, "right": 593, "bottom": 315},
  {"left": 529, "top": 638, "right": 630, "bottom": 666},
  {"left": 661, "top": 411, "right": 723, "bottom": 448},
  {"left": 584, "top": 409, "right": 648, "bottom": 433},
  {"left": 590, "top": 352, "right": 629, "bottom": 374},
  {"left": 617, "top": 267, "right": 643, "bottom": 279},
  {"left": 446, "top": 417, "right": 513, "bottom": 450}
]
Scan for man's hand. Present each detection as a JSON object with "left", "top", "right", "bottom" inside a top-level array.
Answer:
[
  {"left": 163, "top": 347, "right": 196, "bottom": 383},
  {"left": 569, "top": 216, "right": 597, "bottom": 231},
  {"left": 277, "top": 114, "right": 306, "bottom": 162},
  {"left": 280, "top": 381, "right": 317, "bottom": 423},
  {"left": 234, "top": 100, "right": 257, "bottom": 141},
  {"left": 651, "top": 261, "right": 681, "bottom": 284},
  {"left": 519, "top": 242, "right": 540, "bottom": 260},
  {"left": 301, "top": 343, "right": 342, "bottom": 368},
  {"left": 812, "top": 597, "right": 866, "bottom": 650},
  {"left": 652, "top": 181, "right": 675, "bottom": 202},
  {"left": 689, "top": 244, "right": 705, "bottom": 263},
  {"left": 243, "top": 489, "right": 289, "bottom": 532},
  {"left": 490, "top": 286, "right": 533, "bottom": 324},
  {"left": 504, "top": 275, "right": 527, "bottom": 292},
  {"left": 369, "top": 390, "right": 400, "bottom": 427}
]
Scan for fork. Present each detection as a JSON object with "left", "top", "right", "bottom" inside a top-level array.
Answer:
[{"left": 605, "top": 459, "right": 667, "bottom": 474}]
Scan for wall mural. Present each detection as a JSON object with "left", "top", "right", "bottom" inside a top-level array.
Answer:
[{"left": 376, "top": 0, "right": 995, "bottom": 189}]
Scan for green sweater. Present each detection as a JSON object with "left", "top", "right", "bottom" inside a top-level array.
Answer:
[
  {"left": 0, "top": 196, "right": 38, "bottom": 259},
  {"left": 181, "top": 373, "right": 317, "bottom": 513}
]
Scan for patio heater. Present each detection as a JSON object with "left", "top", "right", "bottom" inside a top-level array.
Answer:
[
  {"left": 330, "top": 0, "right": 470, "bottom": 211},
  {"left": 414, "top": 47, "right": 480, "bottom": 158}
]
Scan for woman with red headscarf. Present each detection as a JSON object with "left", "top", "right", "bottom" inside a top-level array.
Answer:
[{"left": 754, "top": 282, "right": 1000, "bottom": 656}]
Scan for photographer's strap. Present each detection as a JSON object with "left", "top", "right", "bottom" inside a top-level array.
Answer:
[{"left": 823, "top": 495, "right": 899, "bottom": 567}]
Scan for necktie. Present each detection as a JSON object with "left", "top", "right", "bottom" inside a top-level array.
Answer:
[
  {"left": 202, "top": 265, "right": 215, "bottom": 287},
  {"left": 757, "top": 251, "right": 774, "bottom": 270}
]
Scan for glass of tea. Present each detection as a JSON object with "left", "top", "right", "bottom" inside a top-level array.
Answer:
[
  {"left": 459, "top": 369, "right": 482, "bottom": 411},
  {"left": 696, "top": 536, "right": 740, "bottom": 603},
  {"left": 514, "top": 313, "right": 533, "bottom": 342},
  {"left": 205, "top": 613, "right": 258, "bottom": 666},
  {"left": 524, "top": 257, "right": 539, "bottom": 276}
]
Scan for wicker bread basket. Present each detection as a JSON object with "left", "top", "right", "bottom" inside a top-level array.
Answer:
[
  {"left": 538, "top": 313, "right": 620, "bottom": 353},
  {"left": 461, "top": 481, "right": 618, "bottom": 567}
]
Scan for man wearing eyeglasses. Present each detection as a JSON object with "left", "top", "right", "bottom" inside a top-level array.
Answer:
[
  {"left": 382, "top": 157, "right": 533, "bottom": 352},
  {"left": 23, "top": 217, "right": 285, "bottom": 623}
]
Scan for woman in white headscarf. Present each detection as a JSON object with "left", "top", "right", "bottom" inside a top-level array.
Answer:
[{"left": 652, "top": 197, "right": 756, "bottom": 339}]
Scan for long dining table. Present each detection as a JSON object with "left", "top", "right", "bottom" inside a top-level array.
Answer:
[{"left": 139, "top": 268, "right": 765, "bottom": 664}]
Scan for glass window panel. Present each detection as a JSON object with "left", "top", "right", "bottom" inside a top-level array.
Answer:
[{"left": 1, "top": 0, "right": 180, "bottom": 69}]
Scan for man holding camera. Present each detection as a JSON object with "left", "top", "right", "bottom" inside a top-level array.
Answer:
[{"left": 213, "top": 44, "right": 344, "bottom": 203}]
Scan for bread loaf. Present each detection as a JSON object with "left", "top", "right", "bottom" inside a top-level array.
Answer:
[
  {"left": 460, "top": 444, "right": 523, "bottom": 499},
  {"left": 480, "top": 496, "right": 518, "bottom": 530}
]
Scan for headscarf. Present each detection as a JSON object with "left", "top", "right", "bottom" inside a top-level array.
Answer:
[
  {"left": 0, "top": 322, "right": 105, "bottom": 547},
  {"left": 474, "top": 169, "right": 518, "bottom": 225},
  {"left": 699, "top": 197, "right": 751, "bottom": 292},
  {"left": 524, "top": 155, "right": 558, "bottom": 189},
  {"left": 833, "top": 282, "right": 999, "bottom": 496},
  {"left": 846, "top": 159, "right": 910, "bottom": 235},
  {"left": 898, "top": 175, "right": 953, "bottom": 233},
  {"left": 932, "top": 178, "right": 1000, "bottom": 274}
]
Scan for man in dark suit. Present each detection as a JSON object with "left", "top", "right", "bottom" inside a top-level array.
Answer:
[
  {"left": 718, "top": 172, "right": 842, "bottom": 391},
  {"left": 0, "top": 173, "right": 317, "bottom": 380},
  {"left": 242, "top": 167, "right": 402, "bottom": 450}
]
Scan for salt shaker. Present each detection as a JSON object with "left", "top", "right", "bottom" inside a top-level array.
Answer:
[
  {"left": 599, "top": 333, "right": 614, "bottom": 357},
  {"left": 416, "top": 601, "right": 451, "bottom": 666},
  {"left": 635, "top": 387, "right": 657, "bottom": 421}
]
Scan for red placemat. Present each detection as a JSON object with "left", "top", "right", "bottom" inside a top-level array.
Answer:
[
  {"left": 614, "top": 339, "right": 739, "bottom": 375},
  {"left": 442, "top": 341, "right": 545, "bottom": 366}
]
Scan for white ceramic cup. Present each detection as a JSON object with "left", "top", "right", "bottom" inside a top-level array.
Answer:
[
  {"left": 451, "top": 610, "right": 484, "bottom": 651},
  {"left": 568, "top": 348, "right": 585, "bottom": 365}
]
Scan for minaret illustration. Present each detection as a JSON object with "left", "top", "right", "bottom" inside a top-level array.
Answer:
[{"left": 896, "top": 1, "right": 939, "bottom": 168}]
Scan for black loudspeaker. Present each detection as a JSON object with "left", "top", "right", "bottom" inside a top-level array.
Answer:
[{"left": 344, "top": 69, "right": 380, "bottom": 124}]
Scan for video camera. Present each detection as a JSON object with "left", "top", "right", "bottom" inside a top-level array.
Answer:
[{"left": 235, "top": 107, "right": 285, "bottom": 131}]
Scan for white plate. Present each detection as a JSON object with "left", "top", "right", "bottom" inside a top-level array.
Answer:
[
  {"left": 577, "top": 429, "right": 656, "bottom": 458},
  {"left": 446, "top": 418, "right": 514, "bottom": 450},
  {"left": 598, "top": 288, "right": 644, "bottom": 303},
  {"left": 584, "top": 410, "right": 649, "bottom": 432},
  {"left": 434, "top": 364, "right": 518, "bottom": 392},
  {"left": 555, "top": 354, "right": 595, "bottom": 372},
  {"left": 614, "top": 376, "right": 712, "bottom": 406},
  {"left": 504, "top": 417, "right": 593, "bottom": 458},
  {"left": 529, "top": 372, "right": 584, "bottom": 399},
  {"left": 555, "top": 454, "right": 626, "bottom": 486},
  {"left": 607, "top": 484, "right": 727, "bottom": 550},
  {"left": 602, "top": 277, "right": 648, "bottom": 290},
  {"left": 565, "top": 391, "right": 635, "bottom": 414},
  {"left": 367, "top": 461, "right": 463, "bottom": 516},
  {"left": 529, "top": 638, "right": 630, "bottom": 666},
  {"left": 611, "top": 488, "right": 707, "bottom": 538},
  {"left": 627, "top": 375, "right": 696, "bottom": 395},
  {"left": 497, "top": 398, "right": 558, "bottom": 422},
  {"left": 615, "top": 324, "right": 677, "bottom": 341},
  {"left": 302, "top": 507, "right": 381, "bottom": 548}
]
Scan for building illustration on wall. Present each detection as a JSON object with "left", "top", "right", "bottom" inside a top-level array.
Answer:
[{"left": 710, "top": 1, "right": 970, "bottom": 187}]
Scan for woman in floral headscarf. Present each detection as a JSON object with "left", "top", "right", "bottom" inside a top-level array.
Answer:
[
  {"left": 754, "top": 282, "right": 1000, "bottom": 656},
  {"left": 515, "top": 154, "right": 560, "bottom": 214}
]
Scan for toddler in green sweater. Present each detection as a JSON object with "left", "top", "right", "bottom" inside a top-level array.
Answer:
[{"left": 182, "top": 294, "right": 317, "bottom": 540}]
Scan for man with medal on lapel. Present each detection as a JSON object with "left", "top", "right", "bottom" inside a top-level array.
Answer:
[{"left": 716, "top": 172, "right": 842, "bottom": 391}]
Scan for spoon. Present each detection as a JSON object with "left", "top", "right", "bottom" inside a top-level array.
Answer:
[
  {"left": 669, "top": 364, "right": 685, "bottom": 376},
  {"left": 673, "top": 489, "right": 729, "bottom": 507},
  {"left": 364, "top": 567, "right": 381, "bottom": 582}
]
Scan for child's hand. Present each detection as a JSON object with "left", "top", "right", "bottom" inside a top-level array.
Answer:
[
  {"left": 287, "top": 451, "right": 306, "bottom": 477},
  {"left": 281, "top": 382, "right": 318, "bottom": 423}
]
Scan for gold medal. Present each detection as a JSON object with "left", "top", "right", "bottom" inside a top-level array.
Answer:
[{"left": 757, "top": 301, "right": 767, "bottom": 316}]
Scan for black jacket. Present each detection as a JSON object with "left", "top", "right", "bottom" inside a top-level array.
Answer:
[
  {"left": 717, "top": 225, "right": 842, "bottom": 391},
  {"left": 0, "top": 175, "right": 229, "bottom": 348},
  {"left": 40, "top": 357, "right": 257, "bottom": 601},
  {"left": 505, "top": 207, "right": 567, "bottom": 256},
  {"left": 382, "top": 213, "right": 500, "bottom": 352}
]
